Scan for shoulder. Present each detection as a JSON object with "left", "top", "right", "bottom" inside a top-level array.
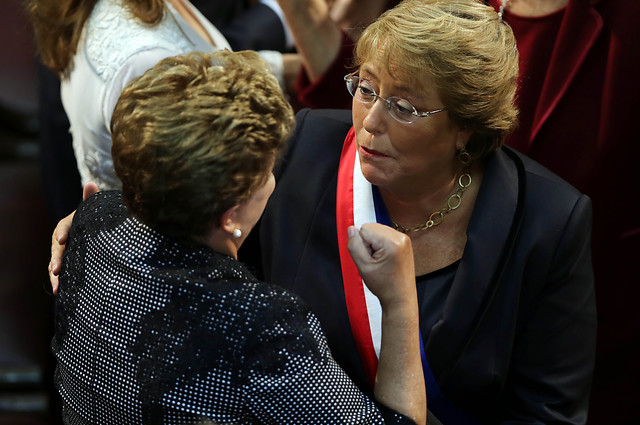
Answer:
[
  {"left": 72, "top": 190, "right": 128, "bottom": 236},
  {"left": 171, "top": 256, "right": 313, "bottom": 329},
  {"left": 293, "top": 108, "right": 353, "bottom": 137},
  {"left": 503, "top": 146, "right": 590, "bottom": 212},
  {"left": 477, "top": 147, "right": 592, "bottom": 255},
  {"left": 272, "top": 109, "right": 351, "bottom": 205},
  {"left": 277, "top": 109, "right": 352, "bottom": 177},
  {"left": 186, "top": 271, "right": 320, "bottom": 359},
  {"left": 489, "top": 148, "right": 593, "bottom": 279},
  {"left": 83, "top": 0, "right": 193, "bottom": 82},
  {"left": 223, "top": 277, "right": 313, "bottom": 326}
]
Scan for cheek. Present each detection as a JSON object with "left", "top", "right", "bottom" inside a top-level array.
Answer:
[
  {"left": 266, "top": 174, "right": 275, "bottom": 197},
  {"left": 351, "top": 102, "right": 367, "bottom": 131},
  {"left": 386, "top": 129, "right": 423, "bottom": 154}
]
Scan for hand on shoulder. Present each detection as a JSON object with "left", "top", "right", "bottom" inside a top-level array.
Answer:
[{"left": 49, "top": 182, "right": 100, "bottom": 294}]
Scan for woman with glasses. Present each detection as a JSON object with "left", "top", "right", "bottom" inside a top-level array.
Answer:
[{"left": 257, "top": 0, "right": 596, "bottom": 423}]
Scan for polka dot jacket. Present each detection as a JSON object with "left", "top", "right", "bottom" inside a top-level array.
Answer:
[{"left": 53, "top": 190, "right": 415, "bottom": 425}]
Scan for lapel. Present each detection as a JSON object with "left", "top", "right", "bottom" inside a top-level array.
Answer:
[
  {"left": 530, "top": 0, "right": 603, "bottom": 145},
  {"left": 427, "top": 148, "right": 525, "bottom": 385}
]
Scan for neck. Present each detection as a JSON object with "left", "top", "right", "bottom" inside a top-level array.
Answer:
[
  {"left": 194, "top": 227, "right": 239, "bottom": 259},
  {"left": 380, "top": 169, "right": 461, "bottom": 230}
]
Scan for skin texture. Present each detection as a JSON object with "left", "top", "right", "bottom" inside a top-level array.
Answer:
[
  {"left": 49, "top": 182, "right": 99, "bottom": 294},
  {"left": 209, "top": 172, "right": 277, "bottom": 260},
  {"left": 328, "top": 0, "right": 390, "bottom": 41},
  {"left": 347, "top": 223, "right": 425, "bottom": 425},
  {"left": 275, "top": 0, "right": 395, "bottom": 82},
  {"left": 276, "top": 0, "right": 342, "bottom": 81},
  {"left": 505, "top": 0, "right": 569, "bottom": 16},
  {"left": 353, "top": 62, "right": 469, "bottom": 200},
  {"left": 350, "top": 58, "right": 480, "bottom": 277}
]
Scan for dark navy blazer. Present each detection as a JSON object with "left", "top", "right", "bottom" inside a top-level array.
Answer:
[{"left": 253, "top": 109, "right": 596, "bottom": 424}]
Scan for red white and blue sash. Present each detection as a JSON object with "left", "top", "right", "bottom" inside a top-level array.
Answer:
[
  {"left": 336, "top": 127, "right": 480, "bottom": 424},
  {"left": 336, "top": 127, "right": 382, "bottom": 387}
]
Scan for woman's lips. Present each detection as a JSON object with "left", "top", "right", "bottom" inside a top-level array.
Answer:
[{"left": 359, "top": 145, "right": 390, "bottom": 158}]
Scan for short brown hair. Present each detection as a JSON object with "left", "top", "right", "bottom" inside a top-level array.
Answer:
[
  {"left": 111, "top": 50, "right": 295, "bottom": 240},
  {"left": 356, "top": 0, "right": 519, "bottom": 160}
]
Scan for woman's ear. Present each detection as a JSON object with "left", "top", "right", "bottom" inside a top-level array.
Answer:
[
  {"left": 219, "top": 205, "right": 240, "bottom": 235},
  {"left": 455, "top": 128, "right": 473, "bottom": 151}
]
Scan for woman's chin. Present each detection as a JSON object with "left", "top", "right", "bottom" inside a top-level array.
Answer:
[{"left": 360, "top": 163, "right": 391, "bottom": 188}]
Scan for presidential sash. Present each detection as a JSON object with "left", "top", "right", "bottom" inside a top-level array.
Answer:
[
  {"left": 336, "top": 127, "right": 381, "bottom": 387},
  {"left": 336, "top": 127, "right": 480, "bottom": 425}
]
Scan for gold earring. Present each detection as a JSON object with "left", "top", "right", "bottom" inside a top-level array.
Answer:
[{"left": 458, "top": 146, "right": 471, "bottom": 165}]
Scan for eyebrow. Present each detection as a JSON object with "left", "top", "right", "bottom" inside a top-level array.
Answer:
[
  {"left": 360, "top": 66, "right": 418, "bottom": 99},
  {"left": 358, "top": 67, "right": 379, "bottom": 86}
]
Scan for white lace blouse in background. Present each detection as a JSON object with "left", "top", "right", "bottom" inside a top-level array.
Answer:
[{"left": 61, "top": 0, "right": 284, "bottom": 190}]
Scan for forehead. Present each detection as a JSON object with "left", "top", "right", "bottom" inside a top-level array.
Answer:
[{"left": 359, "top": 57, "right": 440, "bottom": 100}]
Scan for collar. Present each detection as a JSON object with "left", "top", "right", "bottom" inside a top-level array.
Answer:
[{"left": 427, "top": 147, "right": 526, "bottom": 384}]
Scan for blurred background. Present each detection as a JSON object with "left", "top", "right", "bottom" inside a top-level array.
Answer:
[{"left": 0, "top": 0, "right": 65, "bottom": 424}]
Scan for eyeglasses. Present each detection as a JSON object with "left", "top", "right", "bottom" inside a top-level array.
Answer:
[{"left": 344, "top": 73, "right": 446, "bottom": 124}]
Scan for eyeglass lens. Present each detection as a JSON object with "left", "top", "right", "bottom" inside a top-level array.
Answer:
[{"left": 346, "top": 75, "right": 418, "bottom": 123}]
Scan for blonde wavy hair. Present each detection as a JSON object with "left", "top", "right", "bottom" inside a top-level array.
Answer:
[
  {"left": 356, "top": 0, "right": 519, "bottom": 160},
  {"left": 111, "top": 50, "right": 295, "bottom": 240}
]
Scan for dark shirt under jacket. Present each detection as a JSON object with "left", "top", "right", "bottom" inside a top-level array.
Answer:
[
  {"left": 53, "top": 190, "right": 416, "bottom": 425},
  {"left": 257, "top": 109, "right": 596, "bottom": 424}
]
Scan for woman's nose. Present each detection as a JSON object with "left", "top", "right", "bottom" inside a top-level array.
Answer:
[{"left": 362, "top": 97, "right": 388, "bottom": 134}]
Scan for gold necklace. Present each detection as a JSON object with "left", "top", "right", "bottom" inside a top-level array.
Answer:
[{"left": 391, "top": 172, "right": 472, "bottom": 233}]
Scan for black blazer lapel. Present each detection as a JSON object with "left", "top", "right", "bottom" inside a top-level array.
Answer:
[{"left": 427, "top": 148, "right": 525, "bottom": 385}]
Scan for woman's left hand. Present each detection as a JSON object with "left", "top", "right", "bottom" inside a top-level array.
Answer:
[{"left": 48, "top": 182, "right": 99, "bottom": 295}]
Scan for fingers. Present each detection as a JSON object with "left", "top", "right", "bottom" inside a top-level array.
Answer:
[
  {"left": 347, "top": 223, "right": 410, "bottom": 263},
  {"left": 49, "top": 183, "right": 97, "bottom": 296},
  {"left": 357, "top": 224, "right": 388, "bottom": 258},
  {"left": 358, "top": 223, "right": 411, "bottom": 259},
  {"left": 49, "top": 210, "right": 75, "bottom": 295},
  {"left": 347, "top": 223, "right": 416, "bottom": 307},
  {"left": 53, "top": 211, "right": 75, "bottom": 246},
  {"left": 83, "top": 182, "right": 99, "bottom": 200},
  {"left": 346, "top": 225, "right": 370, "bottom": 263},
  {"left": 49, "top": 261, "right": 59, "bottom": 295}
]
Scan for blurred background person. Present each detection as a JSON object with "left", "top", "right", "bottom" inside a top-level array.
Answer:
[
  {"left": 27, "top": 0, "right": 299, "bottom": 191},
  {"left": 488, "top": 1, "right": 640, "bottom": 423},
  {"left": 33, "top": 0, "right": 296, "bottom": 223},
  {"left": 276, "top": 0, "right": 398, "bottom": 109}
]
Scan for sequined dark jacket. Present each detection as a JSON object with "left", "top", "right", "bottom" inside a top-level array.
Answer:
[{"left": 53, "top": 190, "right": 413, "bottom": 425}]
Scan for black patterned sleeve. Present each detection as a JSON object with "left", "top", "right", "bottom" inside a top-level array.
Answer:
[{"left": 239, "top": 285, "right": 417, "bottom": 425}]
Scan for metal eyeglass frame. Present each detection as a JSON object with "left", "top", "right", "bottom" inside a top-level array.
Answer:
[{"left": 344, "top": 72, "right": 446, "bottom": 124}]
